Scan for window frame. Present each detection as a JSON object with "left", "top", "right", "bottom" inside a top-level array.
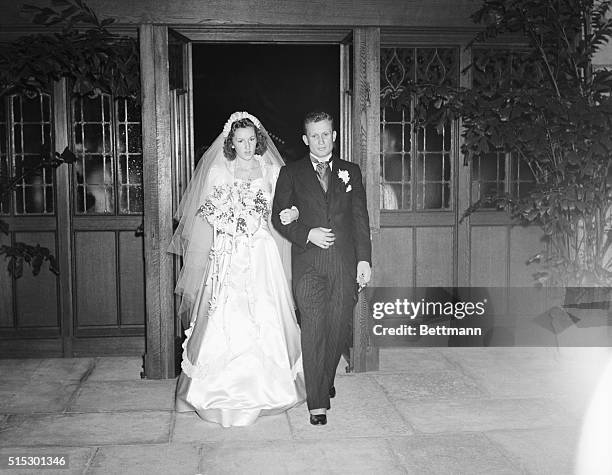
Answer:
[
  {"left": 379, "top": 44, "right": 460, "bottom": 214},
  {"left": 69, "top": 92, "right": 143, "bottom": 216},
  {"left": 1, "top": 92, "right": 56, "bottom": 217}
]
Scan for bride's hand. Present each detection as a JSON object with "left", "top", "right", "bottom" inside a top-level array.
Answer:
[{"left": 279, "top": 206, "right": 299, "bottom": 225}]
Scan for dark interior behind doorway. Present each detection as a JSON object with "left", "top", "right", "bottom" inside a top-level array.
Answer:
[{"left": 192, "top": 44, "right": 340, "bottom": 163}]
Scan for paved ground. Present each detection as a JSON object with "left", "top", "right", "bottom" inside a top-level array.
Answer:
[{"left": 0, "top": 347, "right": 610, "bottom": 474}]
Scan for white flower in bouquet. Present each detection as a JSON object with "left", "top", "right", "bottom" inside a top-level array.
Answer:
[{"left": 197, "top": 181, "right": 269, "bottom": 235}]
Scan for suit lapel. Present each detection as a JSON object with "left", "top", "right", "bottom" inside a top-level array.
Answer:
[
  {"left": 299, "top": 156, "right": 327, "bottom": 205},
  {"left": 328, "top": 155, "right": 343, "bottom": 209}
]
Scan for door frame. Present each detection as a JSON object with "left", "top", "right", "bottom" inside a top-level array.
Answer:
[{"left": 140, "top": 25, "right": 382, "bottom": 378}]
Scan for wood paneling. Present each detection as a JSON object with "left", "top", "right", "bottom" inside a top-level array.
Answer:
[
  {"left": 352, "top": 27, "right": 380, "bottom": 373},
  {"left": 54, "top": 79, "right": 74, "bottom": 357},
  {"left": 175, "top": 26, "right": 352, "bottom": 43},
  {"left": 0, "top": 0, "right": 481, "bottom": 30},
  {"left": 509, "top": 226, "right": 543, "bottom": 287},
  {"left": 140, "top": 25, "right": 175, "bottom": 379},
  {"left": 457, "top": 43, "right": 471, "bottom": 287},
  {"left": 381, "top": 212, "right": 455, "bottom": 227},
  {"left": 379, "top": 228, "right": 413, "bottom": 286},
  {"left": 0, "top": 232, "right": 13, "bottom": 328},
  {"left": 0, "top": 338, "right": 63, "bottom": 358},
  {"left": 72, "top": 216, "right": 143, "bottom": 231},
  {"left": 14, "top": 232, "right": 58, "bottom": 328},
  {"left": 119, "top": 231, "right": 145, "bottom": 326},
  {"left": 416, "top": 227, "right": 454, "bottom": 286},
  {"left": 74, "top": 231, "right": 118, "bottom": 327},
  {"left": 0, "top": 336, "right": 144, "bottom": 358},
  {"left": 1, "top": 216, "right": 56, "bottom": 231},
  {"left": 471, "top": 226, "right": 507, "bottom": 286},
  {"left": 380, "top": 28, "right": 527, "bottom": 47},
  {"left": 470, "top": 211, "right": 516, "bottom": 226},
  {"left": 71, "top": 336, "right": 145, "bottom": 357}
]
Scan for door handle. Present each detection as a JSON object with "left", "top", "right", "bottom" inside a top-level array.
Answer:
[{"left": 135, "top": 223, "right": 144, "bottom": 237}]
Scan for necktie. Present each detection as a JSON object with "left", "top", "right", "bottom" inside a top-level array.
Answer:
[{"left": 314, "top": 161, "right": 330, "bottom": 193}]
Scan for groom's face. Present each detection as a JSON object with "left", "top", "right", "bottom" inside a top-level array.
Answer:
[{"left": 303, "top": 119, "right": 336, "bottom": 159}]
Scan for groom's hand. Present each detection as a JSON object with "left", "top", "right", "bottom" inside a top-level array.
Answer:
[
  {"left": 356, "top": 261, "right": 371, "bottom": 288},
  {"left": 307, "top": 227, "right": 335, "bottom": 249}
]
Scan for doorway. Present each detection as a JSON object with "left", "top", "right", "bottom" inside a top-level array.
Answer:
[{"left": 144, "top": 27, "right": 374, "bottom": 377}]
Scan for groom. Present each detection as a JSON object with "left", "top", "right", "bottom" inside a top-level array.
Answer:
[{"left": 272, "top": 111, "right": 371, "bottom": 425}]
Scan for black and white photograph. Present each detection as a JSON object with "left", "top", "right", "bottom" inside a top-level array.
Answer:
[{"left": 0, "top": 0, "right": 611, "bottom": 473}]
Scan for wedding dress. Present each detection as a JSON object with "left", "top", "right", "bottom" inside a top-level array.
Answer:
[{"left": 171, "top": 123, "right": 305, "bottom": 427}]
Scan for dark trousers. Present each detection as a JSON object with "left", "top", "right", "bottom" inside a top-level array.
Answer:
[{"left": 294, "top": 246, "right": 355, "bottom": 410}]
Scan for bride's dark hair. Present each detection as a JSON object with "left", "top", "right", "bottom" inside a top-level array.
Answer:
[{"left": 223, "top": 118, "right": 268, "bottom": 160}]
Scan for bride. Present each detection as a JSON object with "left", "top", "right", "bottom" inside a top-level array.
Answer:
[{"left": 170, "top": 112, "right": 306, "bottom": 427}]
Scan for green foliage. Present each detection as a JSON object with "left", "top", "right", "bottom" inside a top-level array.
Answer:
[
  {"left": 419, "top": 0, "right": 612, "bottom": 286},
  {"left": 0, "top": 0, "right": 140, "bottom": 99}
]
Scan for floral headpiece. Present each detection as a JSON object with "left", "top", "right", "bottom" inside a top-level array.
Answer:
[{"left": 222, "top": 112, "right": 262, "bottom": 138}]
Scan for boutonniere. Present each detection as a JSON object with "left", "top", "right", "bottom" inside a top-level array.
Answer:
[{"left": 337, "top": 169, "right": 352, "bottom": 192}]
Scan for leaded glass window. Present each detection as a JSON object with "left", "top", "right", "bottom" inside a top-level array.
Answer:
[
  {"left": 0, "top": 103, "right": 7, "bottom": 215},
  {"left": 117, "top": 98, "right": 143, "bottom": 214},
  {"left": 510, "top": 154, "right": 536, "bottom": 198},
  {"left": 471, "top": 152, "right": 506, "bottom": 204},
  {"left": 470, "top": 49, "right": 536, "bottom": 206},
  {"left": 380, "top": 47, "right": 458, "bottom": 210},
  {"left": 7, "top": 93, "right": 54, "bottom": 215},
  {"left": 72, "top": 94, "right": 142, "bottom": 214},
  {"left": 472, "top": 48, "right": 542, "bottom": 90}
]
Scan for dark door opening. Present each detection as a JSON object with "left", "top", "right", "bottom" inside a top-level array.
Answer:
[{"left": 192, "top": 44, "right": 340, "bottom": 163}]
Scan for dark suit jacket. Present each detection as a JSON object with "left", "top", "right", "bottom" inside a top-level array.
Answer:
[{"left": 272, "top": 154, "right": 371, "bottom": 283}]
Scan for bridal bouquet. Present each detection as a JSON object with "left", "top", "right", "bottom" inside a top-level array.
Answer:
[{"left": 197, "top": 181, "right": 269, "bottom": 235}]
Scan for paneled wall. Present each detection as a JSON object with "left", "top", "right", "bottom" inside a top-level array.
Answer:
[{"left": 13, "top": 232, "right": 59, "bottom": 328}]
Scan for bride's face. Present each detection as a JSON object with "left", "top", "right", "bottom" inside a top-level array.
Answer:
[{"left": 232, "top": 127, "right": 257, "bottom": 161}]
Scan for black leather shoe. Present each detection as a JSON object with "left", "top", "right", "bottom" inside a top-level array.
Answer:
[
  {"left": 309, "top": 414, "right": 327, "bottom": 425},
  {"left": 329, "top": 386, "right": 336, "bottom": 398}
]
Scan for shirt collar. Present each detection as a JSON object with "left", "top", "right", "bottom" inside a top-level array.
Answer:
[{"left": 310, "top": 153, "right": 333, "bottom": 170}]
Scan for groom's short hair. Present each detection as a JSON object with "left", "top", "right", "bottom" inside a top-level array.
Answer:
[{"left": 303, "top": 111, "right": 334, "bottom": 133}]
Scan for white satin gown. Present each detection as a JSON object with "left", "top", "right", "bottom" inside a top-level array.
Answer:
[{"left": 175, "top": 176, "right": 306, "bottom": 427}]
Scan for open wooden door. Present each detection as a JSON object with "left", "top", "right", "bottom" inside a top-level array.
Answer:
[
  {"left": 340, "top": 36, "right": 352, "bottom": 163},
  {"left": 168, "top": 29, "right": 194, "bottom": 374}
]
